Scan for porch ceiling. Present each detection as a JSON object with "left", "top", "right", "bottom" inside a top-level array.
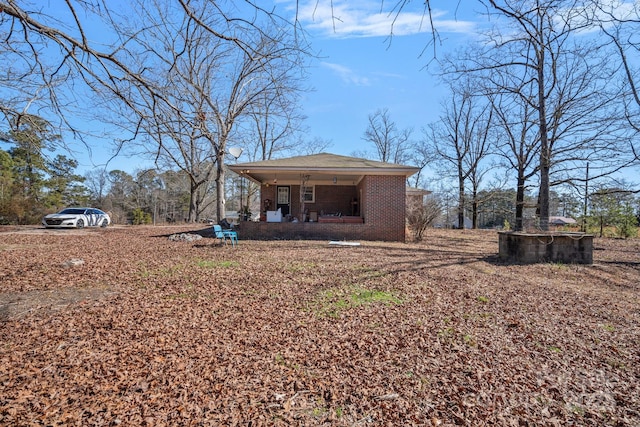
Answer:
[{"left": 234, "top": 170, "right": 364, "bottom": 186}]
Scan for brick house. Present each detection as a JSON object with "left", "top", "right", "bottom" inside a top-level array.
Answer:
[{"left": 228, "top": 153, "right": 419, "bottom": 242}]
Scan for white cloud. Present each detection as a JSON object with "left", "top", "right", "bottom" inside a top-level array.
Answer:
[
  {"left": 282, "top": 0, "right": 476, "bottom": 38},
  {"left": 321, "top": 62, "right": 372, "bottom": 86},
  {"left": 564, "top": 0, "right": 640, "bottom": 34}
]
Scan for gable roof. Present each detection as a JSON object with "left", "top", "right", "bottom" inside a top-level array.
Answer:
[
  {"left": 229, "top": 153, "right": 420, "bottom": 185},
  {"left": 549, "top": 216, "right": 578, "bottom": 225}
]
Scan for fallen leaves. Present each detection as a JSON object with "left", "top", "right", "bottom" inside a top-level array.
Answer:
[{"left": 0, "top": 225, "right": 638, "bottom": 425}]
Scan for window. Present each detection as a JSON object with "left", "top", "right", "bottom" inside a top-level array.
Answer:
[
  {"left": 302, "top": 185, "right": 315, "bottom": 203},
  {"left": 277, "top": 187, "right": 290, "bottom": 204}
]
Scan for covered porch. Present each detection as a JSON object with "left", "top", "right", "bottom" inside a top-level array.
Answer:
[{"left": 228, "top": 153, "right": 419, "bottom": 242}]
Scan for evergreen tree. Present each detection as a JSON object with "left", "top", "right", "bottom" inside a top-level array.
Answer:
[
  {"left": 0, "top": 115, "right": 89, "bottom": 223},
  {"left": 45, "top": 155, "right": 89, "bottom": 209}
]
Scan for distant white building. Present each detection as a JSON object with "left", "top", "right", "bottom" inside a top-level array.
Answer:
[
  {"left": 434, "top": 216, "right": 473, "bottom": 229},
  {"left": 549, "top": 216, "right": 578, "bottom": 226}
]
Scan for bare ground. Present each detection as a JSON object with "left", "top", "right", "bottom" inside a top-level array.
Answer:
[{"left": 0, "top": 225, "right": 638, "bottom": 426}]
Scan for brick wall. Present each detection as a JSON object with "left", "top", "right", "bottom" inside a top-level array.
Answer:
[
  {"left": 239, "top": 221, "right": 372, "bottom": 241},
  {"left": 312, "top": 185, "right": 358, "bottom": 216},
  {"left": 253, "top": 175, "right": 407, "bottom": 242},
  {"left": 261, "top": 186, "right": 277, "bottom": 213},
  {"left": 361, "top": 175, "right": 406, "bottom": 241}
]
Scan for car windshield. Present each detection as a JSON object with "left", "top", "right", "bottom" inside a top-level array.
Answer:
[{"left": 59, "top": 208, "right": 86, "bottom": 215}]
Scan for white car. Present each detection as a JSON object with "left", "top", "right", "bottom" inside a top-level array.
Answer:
[{"left": 42, "top": 207, "right": 111, "bottom": 229}]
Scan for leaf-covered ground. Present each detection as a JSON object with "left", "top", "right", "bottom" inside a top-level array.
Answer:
[{"left": 1, "top": 225, "right": 639, "bottom": 426}]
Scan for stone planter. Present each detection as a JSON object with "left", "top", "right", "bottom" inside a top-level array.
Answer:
[{"left": 498, "top": 231, "right": 594, "bottom": 264}]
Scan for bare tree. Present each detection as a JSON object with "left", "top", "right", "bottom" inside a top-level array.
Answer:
[
  {"left": 94, "top": 1, "right": 309, "bottom": 222},
  {"left": 296, "top": 136, "right": 333, "bottom": 156},
  {"left": 427, "top": 80, "right": 492, "bottom": 229},
  {"left": 406, "top": 138, "right": 436, "bottom": 189},
  {"left": 245, "top": 82, "right": 305, "bottom": 162},
  {"left": 586, "top": 1, "right": 640, "bottom": 161},
  {"left": 490, "top": 86, "right": 541, "bottom": 231},
  {"left": 202, "top": 27, "right": 308, "bottom": 222},
  {"left": 362, "top": 108, "right": 412, "bottom": 164},
  {"left": 84, "top": 168, "right": 109, "bottom": 206},
  {"left": 361, "top": 107, "right": 435, "bottom": 196},
  {"left": 0, "top": 1, "right": 306, "bottom": 156},
  {"left": 0, "top": 0, "right": 439, "bottom": 171},
  {"left": 0, "top": 1, "right": 161, "bottom": 139},
  {"left": 444, "top": 0, "right": 636, "bottom": 231},
  {"left": 238, "top": 76, "right": 307, "bottom": 214},
  {"left": 111, "top": 4, "right": 229, "bottom": 222}
]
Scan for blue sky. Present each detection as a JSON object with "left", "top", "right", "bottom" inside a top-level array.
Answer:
[
  {"left": 38, "top": 0, "right": 637, "bottom": 190},
  {"left": 281, "top": 0, "right": 639, "bottom": 190},
  {"left": 281, "top": 0, "right": 477, "bottom": 159},
  {"left": 63, "top": 1, "right": 479, "bottom": 174}
]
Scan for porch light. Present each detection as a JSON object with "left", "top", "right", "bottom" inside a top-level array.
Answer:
[{"left": 333, "top": 176, "right": 337, "bottom": 184}]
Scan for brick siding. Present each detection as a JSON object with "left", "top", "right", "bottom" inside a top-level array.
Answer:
[
  {"left": 360, "top": 175, "right": 406, "bottom": 241},
  {"left": 252, "top": 174, "right": 407, "bottom": 242}
]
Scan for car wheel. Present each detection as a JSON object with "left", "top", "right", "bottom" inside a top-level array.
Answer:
[
  {"left": 100, "top": 219, "right": 108, "bottom": 228},
  {"left": 76, "top": 219, "right": 85, "bottom": 229}
]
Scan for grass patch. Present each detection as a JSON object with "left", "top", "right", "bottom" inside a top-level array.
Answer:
[
  {"left": 463, "top": 334, "right": 477, "bottom": 347},
  {"left": 438, "top": 327, "right": 456, "bottom": 339},
  {"left": 286, "top": 262, "right": 318, "bottom": 272},
  {"left": 137, "top": 263, "right": 183, "bottom": 278},
  {"left": 0, "top": 244, "right": 32, "bottom": 251},
  {"left": 310, "top": 406, "right": 328, "bottom": 418},
  {"left": 196, "top": 259, "right": 239, "bottom": 268},
  {"left": 569, "top": 404, "right": 586, "bottom": 416},
  {"left": 353, "top": 265, "right": 389, "bottom": 279},
  {"left": 310, "top": 286, "right": 402, "bottom": 318},
  {"left": 351, "top": 288, "right": 402, "bottom": 306},
  {"left": 476, "top": 296, "right": 489, "bottom": 303},
  {"left": 551, "top": 261, "right": 567, "bottom": 270}
]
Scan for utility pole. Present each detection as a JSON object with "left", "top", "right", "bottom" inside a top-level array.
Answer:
[{"left": 582, "top": 162, "right": 589, "bottom": 232}]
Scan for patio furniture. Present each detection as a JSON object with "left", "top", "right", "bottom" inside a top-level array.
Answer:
[{"left": 213, "top": 224, "right": 238, "bottom": 247}]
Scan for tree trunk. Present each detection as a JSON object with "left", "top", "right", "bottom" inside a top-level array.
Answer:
[
  {"left": 458, "top": 169, "right": 465, "bottom": 229},
  {"left": 515, "top": 174, "right": 526, "bottom": 232},
  {"left": 215, "top": 160, "right": 225, "bottom": 223},
  {"left": 538, "top": 144, "right": 551, "bottom": 231},
  {"left": 187, "top": 179, "right": 197, "bottom": 222},
  {"left": 536, "top": 42, "right": 550, "bottom": 231},
  {"left": 472, "top": 188, "right": 478, "bottom": 229}
]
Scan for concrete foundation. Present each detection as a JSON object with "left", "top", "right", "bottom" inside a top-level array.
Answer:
[{"left": 498, "top": 231, "right": 594, "bottom": 264}]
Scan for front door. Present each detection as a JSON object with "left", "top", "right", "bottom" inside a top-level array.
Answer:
[{"left": 276, "top": 186, "right": 290, "bottom": 216}]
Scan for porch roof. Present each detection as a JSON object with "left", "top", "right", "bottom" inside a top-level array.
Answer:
[{"left": 228, "top": 153, "right": 420, "bottom": 186}]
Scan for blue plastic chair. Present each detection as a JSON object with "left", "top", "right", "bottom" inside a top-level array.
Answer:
[{"left": 212, "top": 224, "right": 238, "bottom": 247}]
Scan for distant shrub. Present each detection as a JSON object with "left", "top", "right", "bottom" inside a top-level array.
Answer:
[
  {"left": 407, "top": 197, "right": 441, "bottom": 242},
  {"left": 132, "top": 208, "right": 152, "bottom": 225}
]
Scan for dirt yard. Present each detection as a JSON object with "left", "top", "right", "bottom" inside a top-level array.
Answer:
[{"left": 1, "top": 225, "right": 639, "bottom": 426}]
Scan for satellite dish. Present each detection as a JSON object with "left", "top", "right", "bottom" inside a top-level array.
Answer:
[{"left": 228, "top": 147, "right": 243, "bottom": 159}]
